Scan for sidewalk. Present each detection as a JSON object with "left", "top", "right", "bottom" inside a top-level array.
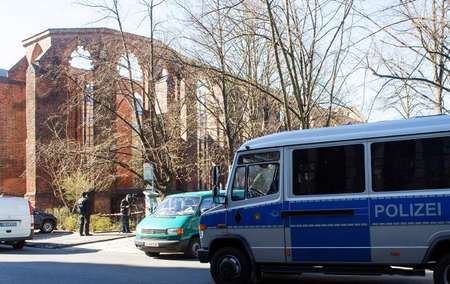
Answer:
[{"left": 26, "top": 231, "right": 135, "bottom": 249}]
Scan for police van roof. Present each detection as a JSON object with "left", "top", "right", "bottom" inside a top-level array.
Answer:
[{"left": 240, "top": 115, "right": 450, "bottom": 151}]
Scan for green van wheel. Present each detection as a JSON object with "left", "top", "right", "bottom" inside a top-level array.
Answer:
[
  {"left": 185, "top": 236, "right": 201, "bottom": 258},
  {"left": 145, "top": 252, "right": 160, "bottom": 257}
]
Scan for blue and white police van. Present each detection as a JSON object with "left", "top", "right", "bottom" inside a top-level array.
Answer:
[{"left": 198, "top": 115, "right": 450, "bottom": 284}]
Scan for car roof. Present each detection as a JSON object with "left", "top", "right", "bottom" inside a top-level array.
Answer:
[
  {"left": 240, "top": 115, "right": 450, "bottom": 151},
  {"left": 166, "top": 190, "right": 212, "bottom": 198}
]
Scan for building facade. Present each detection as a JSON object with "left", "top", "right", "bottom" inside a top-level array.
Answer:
[{"left": 0, "top": 28, "right": 229, "bottom": 213}]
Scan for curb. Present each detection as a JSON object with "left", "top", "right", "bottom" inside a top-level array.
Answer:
[{"left": 25, "top": 234, "right": 135, "bottom": 249}]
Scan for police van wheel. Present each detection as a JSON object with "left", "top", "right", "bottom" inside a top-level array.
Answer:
[
  {"left": 434, "top": 254, "right": 450, "bottom": 284},
  {"left": 210, "top": 247, "right": 252, "bottom": 284}
]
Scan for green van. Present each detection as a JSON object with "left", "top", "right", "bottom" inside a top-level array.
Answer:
[{"left": 135, "top": 191, "right": 214, "bottom": 258}]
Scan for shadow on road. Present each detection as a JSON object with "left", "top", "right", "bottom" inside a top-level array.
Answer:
[
  {"left": 0, "top": 261, "right": 211, "bottom": 284},
  {"left": 261, "top": 273, "right": 432, "bottom": 284},
  {"left": 32, "top": 231, "right": 73, "bottom": 240},
  {"left": 0, "top": 245, "right": 98, "bottom": 255},
  {"left": 153, "top": 253, "right": 199, "bottom": 262}
]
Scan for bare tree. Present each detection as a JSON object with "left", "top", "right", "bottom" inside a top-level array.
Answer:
[
  {"left": 366, "top": 0, "right": 449, "bottom": 115},
  {"left": 264, "top": 0, "right": 359, "bottom": 129},
  {"left": 177, "top": 0, "right": 258, "bottom": 165},
  {"left": 37, "top": 0, "right": 197, "bottom": 194},
  {"left": 36, "top": 123, "right": 115, "bottom": 210}
]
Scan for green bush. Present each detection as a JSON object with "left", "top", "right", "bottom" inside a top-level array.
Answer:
[
  {"left": 46, "top": 207, "right": 123, "bottom": 233},
  {"left": 91, "top": 215, "right": 120, "bottom": 232},
  {"left": 62, "top": 215, "right": 79, "bottom": 232},
  {"left": 47, "top": 207, "right": 79, "bottom": 232}
]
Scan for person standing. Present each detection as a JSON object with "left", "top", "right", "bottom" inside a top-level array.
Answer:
[
  {"left": 120, "top": 194, "right": 131, "bottom": 233},
  {"left": 77, "top": 192, "right": 91, "bottom": 236}
]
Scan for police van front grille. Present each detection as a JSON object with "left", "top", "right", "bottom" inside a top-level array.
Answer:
[{"left": 142, "top": 229, "right": 167, "bottom": 235}]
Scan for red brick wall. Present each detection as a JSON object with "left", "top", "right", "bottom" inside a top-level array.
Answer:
[
  {"left": 0, "top": 78, "right": 26, "bottom": 196},
  {"left": 8, "top": 57, "right": 28, "bottom": 82},
  {"left": 2, "top": 28, "right": 209, "bottom": 212}
]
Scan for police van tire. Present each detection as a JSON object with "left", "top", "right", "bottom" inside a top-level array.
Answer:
[
  {"left": 433, "top": 254, "right": 450, "bottom": 284},
  {"left": 210, "top": 247, "right": 252, "bottom": 284}
]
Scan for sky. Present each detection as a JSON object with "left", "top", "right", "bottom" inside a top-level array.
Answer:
[
  {"left": 0, "top": 0, "right": 177, "bottom": 69},
  {"left": 0, "top": 0, "right": 434, "bottom": 122}
]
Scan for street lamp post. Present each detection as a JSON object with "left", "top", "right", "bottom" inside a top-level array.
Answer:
[{"left": 143, "top": 162, "right": 158, "bottom": 217}]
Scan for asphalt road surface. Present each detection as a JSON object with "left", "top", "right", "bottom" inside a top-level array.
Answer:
[{"left": 0, "top": 237, "right": 435, "bottom": 284}]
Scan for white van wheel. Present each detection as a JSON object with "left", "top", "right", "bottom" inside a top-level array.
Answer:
[
  {"left": 12, "top": 241, "right": 25, "bottom": 250},
  {"left": 434, "top": 255, "right": 450, "bottom": 284}
]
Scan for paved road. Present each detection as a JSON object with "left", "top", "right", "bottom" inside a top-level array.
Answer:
[{"left": 0, "top": 238, "right": 435, "bottom": 284}]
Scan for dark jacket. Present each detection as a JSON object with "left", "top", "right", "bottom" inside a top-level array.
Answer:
[
  {"left": 77, "top": 197, "right": 90, "bottom": 216},
  {"left": 120, "top": 199, "right": 131, "bottom": 216}
]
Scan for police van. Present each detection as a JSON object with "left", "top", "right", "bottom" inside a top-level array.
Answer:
[{"left": 198, "top": 115, "right": 450, "bottom": 284}]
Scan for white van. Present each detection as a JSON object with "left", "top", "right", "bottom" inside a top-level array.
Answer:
[
  {"left": 0, "top": 196, "right": 34, "bottom": 249},
  {"left": 199, "top": 115, "right": 450, "bottom": 284}
]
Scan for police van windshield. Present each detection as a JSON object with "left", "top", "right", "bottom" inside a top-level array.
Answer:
[
  {"left": 154, "top": 196, "right": 201, "bottom": 216},
  {"left": 231, "top": 151, "right": 280, "bottom": 201}
]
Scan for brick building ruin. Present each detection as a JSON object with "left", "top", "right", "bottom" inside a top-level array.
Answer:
[{"left": 0, "top": 28, "right": 243, "bottom": 213}]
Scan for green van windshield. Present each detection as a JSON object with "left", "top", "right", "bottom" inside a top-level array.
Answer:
[{"left": 154, "top": 196, "right": 201, "bottom": 216}]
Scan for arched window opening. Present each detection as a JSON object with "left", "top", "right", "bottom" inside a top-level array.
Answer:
[
  {"left": 134, "top": 93, "right": 144, "bottom": 116},
  {"left": 70, "top": 46, "right": 93, "bottom": 70},
  {"left": 31, "top": 43, "right": 43, "bottom": 63},
  {"left": 83, "top": 83, "right": 95, "bottom": 146},
  {"left": 117, "top": 53, "right": 143, "bottom": 81},
  {"left": 155, "top": 69, "right": 169, "bottom": 114},
  {"left": 160, "top": 68, "right": 169, "bottom": 79},
  {"left": 196, "top": 80, "right": 209, "bottom": 122}
]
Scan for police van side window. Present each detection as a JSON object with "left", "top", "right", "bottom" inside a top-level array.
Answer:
[
  {"left": 371, "top": 136, "right": 450, "bottom": 192},
  {"left": 292, "top": 144, "right": 365, "bottom": 195}
]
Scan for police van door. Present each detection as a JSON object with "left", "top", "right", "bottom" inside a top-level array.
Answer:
[
  {"left": 284, "top": 142, "right": 371, "bottom": 263},
  {"left": 227, "top": 149, "right": 287, "bottom": 263}
]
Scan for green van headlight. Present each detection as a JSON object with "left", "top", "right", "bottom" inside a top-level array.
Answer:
[{"left": 167, "top": 228, "right": 184, "bottom": 236}]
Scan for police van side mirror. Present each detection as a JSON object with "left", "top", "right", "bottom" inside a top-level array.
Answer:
[
  {"left": 213, "top": 192, "right": 226, "bottom": 205},
  {"left": 211, "top": 165, "right": 224, "bottom": 204},
  {"left": 211, "top": 165, "right": 220, "bottom": 189}
]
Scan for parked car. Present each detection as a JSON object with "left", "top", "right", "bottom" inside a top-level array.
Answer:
[
  {"left": 0, "top": 196, "right": 34, "bottom": 249},
  {"left": 135, "top": 191, "right": 215, "bottom": 258},
  {"left": 33, "top": 210, "right": 57, "bottom": 233}
]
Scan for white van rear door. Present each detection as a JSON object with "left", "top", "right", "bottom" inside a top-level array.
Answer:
[{"left": 0, "top": 198, "right": 32, "bottom": 239}]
